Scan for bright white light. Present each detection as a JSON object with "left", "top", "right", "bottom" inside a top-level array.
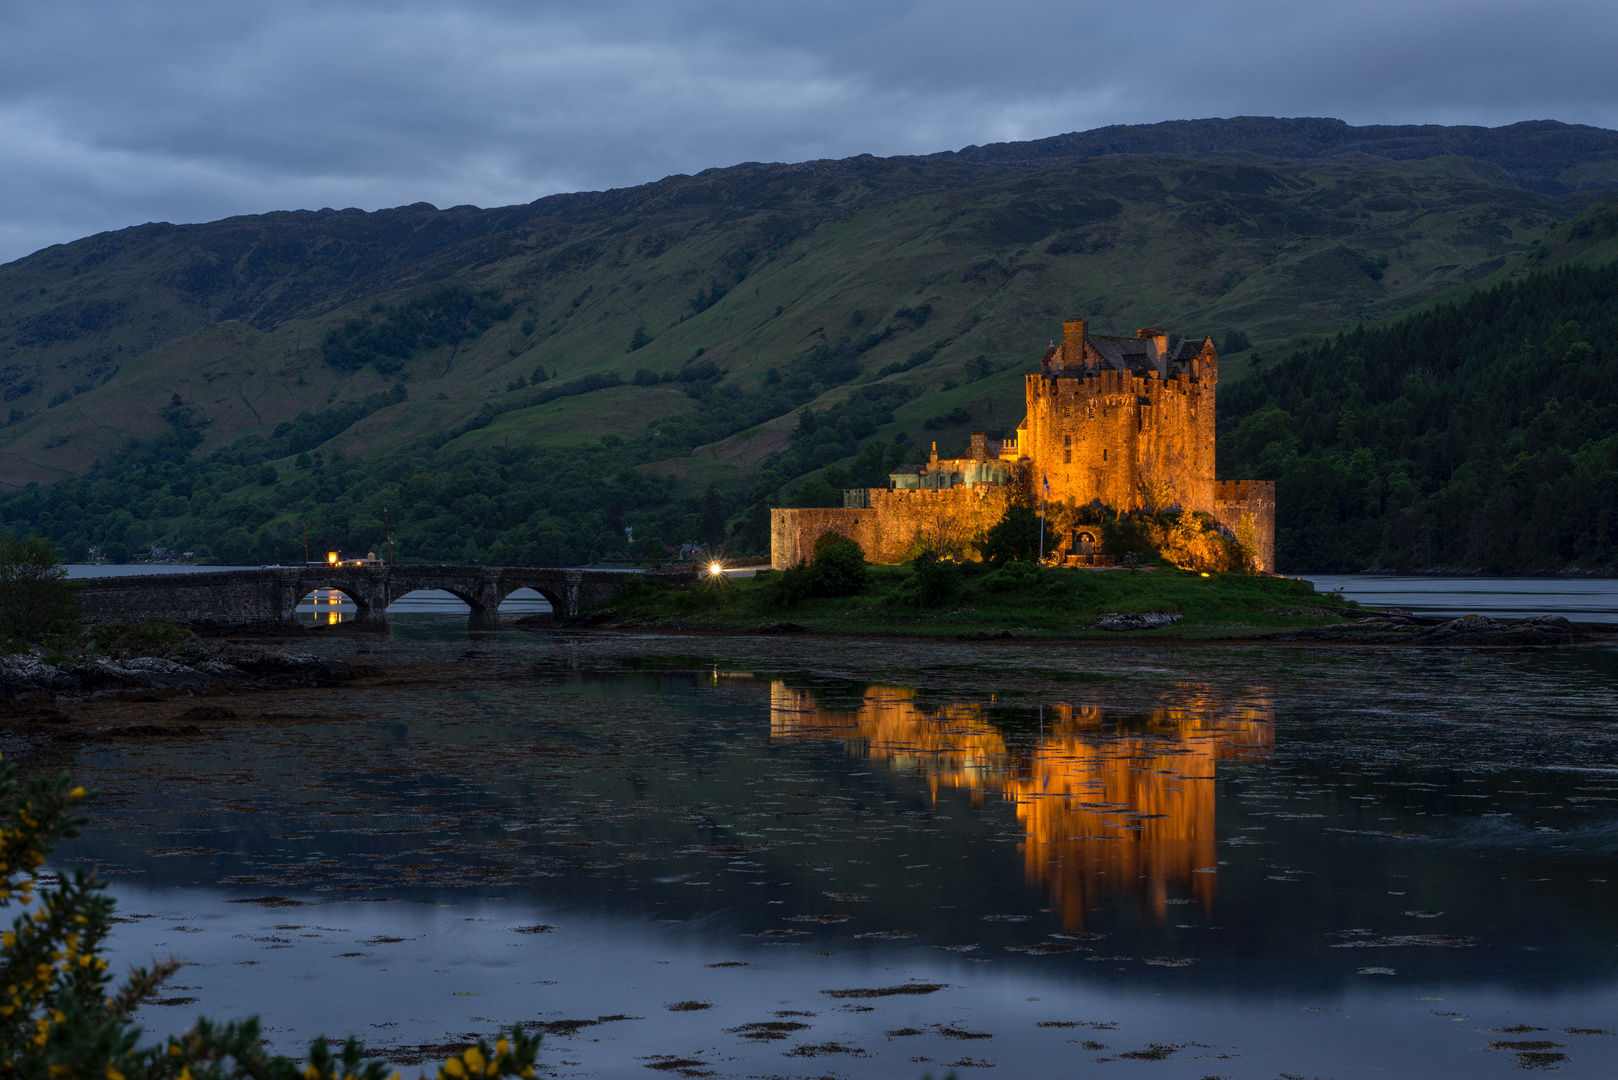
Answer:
[{"left": 708, "top": 561, "right": 724, "bottom": 576}]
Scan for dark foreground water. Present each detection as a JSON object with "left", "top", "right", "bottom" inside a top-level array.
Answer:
[{"left": 48, "top": 622, "right": 1618, "bottom": 1078}]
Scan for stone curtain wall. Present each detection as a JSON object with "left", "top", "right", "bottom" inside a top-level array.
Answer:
[
  {"left": 76, "top": 565, "right": 689, "bottom": 630},
  {"left": 772, "top": 486, "right": 1011, "bottom": 568},
  {"left": 1023, "top": 367, "right": 1217, "bottom": 515},
  {"left": 1213, "top": 480, "right": 1276, "bottom": 573}
]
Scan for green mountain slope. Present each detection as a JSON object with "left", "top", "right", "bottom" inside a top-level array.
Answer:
[
  {"left": 1220, "top": 197, "right": 1618, "bottom": 572},
  {"left": 0, "top": 118, "right": 1615, "bottom": 565}
]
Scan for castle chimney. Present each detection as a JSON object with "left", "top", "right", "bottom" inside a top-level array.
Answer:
[
  {"left": 1061, "top": 319, "right": 1086, "bottom": 369},
  {"left": 930, "top": 441, "right": 939, "bottom": 465},
  {"left": 1137, "top": 327, "right": 1168, "bottom": 362},
  {"left": 970, "top": 431, "right": 987, "bottom": 461}
]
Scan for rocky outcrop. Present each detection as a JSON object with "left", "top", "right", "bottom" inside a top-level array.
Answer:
[
  {"left": 0, "top": 643, "right": 354, "bottom": 697},
  {"left": 1262, "top": 612, "right": 1588, "bottom": 645},
  {"left": 1094, "top": 612, "right": 1183, "bottom": 631}
]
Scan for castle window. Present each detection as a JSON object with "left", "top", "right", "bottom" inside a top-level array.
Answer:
[
  {"left": 1102, "top": 448, "right": 1107, "bottom": 461},
  {"left": 1063, "top": 434, "right": 1072, "bottom": 464}
]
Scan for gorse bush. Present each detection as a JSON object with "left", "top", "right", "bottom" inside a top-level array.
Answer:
[{"left": 0, "top": 753, "right": 542, "bottom": 1078}]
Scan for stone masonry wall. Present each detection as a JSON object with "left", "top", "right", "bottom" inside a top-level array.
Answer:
[
  {"left": 1024, "top": 368, "right": 1217, "bottom": 515},
  {"left": 772, "top": 485, "right": 1012, "bottom": 568},
  {"left": 1213, "top": 480, "right": 1277, "bottom": 573}
]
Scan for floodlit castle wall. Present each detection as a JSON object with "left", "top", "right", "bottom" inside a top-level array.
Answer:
[{"left": 1022, "top": 368, "right": 1217, "bottom": 515}]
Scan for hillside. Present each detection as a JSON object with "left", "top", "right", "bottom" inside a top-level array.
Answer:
[
  {"left": 1221, "top": 197, "right": 1618, "bottom": 572},
  {"left": 0, "top": 117, "right": 1615, "bottom": 566}
]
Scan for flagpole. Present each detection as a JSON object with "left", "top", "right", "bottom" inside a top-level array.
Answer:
[{"left": 1039, "top": 473, "right": 1047, "bottom": 564}]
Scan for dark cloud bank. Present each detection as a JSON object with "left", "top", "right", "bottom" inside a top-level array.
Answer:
[{"left": 2, "top": 0, "right": 1616, "bottom": 264}]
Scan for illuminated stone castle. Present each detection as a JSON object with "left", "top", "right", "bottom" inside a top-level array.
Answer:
[{"left": 771, "top": 318, "right": 1275, "bottom": 570}]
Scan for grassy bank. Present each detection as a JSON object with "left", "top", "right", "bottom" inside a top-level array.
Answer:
[{"left": 601, "top": 562, "right": 1357, "bottom": 639}]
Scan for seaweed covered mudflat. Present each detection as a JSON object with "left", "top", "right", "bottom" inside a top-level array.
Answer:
[{"left": 21, "top": 622, "right": 1618, "bottom": 1078}]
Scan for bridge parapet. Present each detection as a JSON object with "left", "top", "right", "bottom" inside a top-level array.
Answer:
[{"left": 76, "top": 565, "right": 695, "bottom": 630}]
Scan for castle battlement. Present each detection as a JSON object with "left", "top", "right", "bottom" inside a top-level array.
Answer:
[{"left": 772, "top": 316, "right": 1275, "bottom": 572}]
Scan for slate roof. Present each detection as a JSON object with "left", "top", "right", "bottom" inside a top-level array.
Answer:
[{"left": 1086, "top": 334, "right": 1154, "bottom": 372}]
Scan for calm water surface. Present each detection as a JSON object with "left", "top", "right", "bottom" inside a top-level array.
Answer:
[
  {"left": 1308, "top": 575, "right": 1618, "bottom": 624},
  {"left": 46, "top": 619, "right": 1618, "bottom": 1078}
]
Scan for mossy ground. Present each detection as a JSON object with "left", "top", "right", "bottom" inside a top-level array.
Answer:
[{"left": 604, "top": 563, "right": 1356, "bottom": 639}]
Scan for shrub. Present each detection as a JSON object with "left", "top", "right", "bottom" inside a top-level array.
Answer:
[
  {"left": 982, "top": 505, "right": 1055, "bottom": 565},
  {"left": 0, "top": 533, "right": 79, "bottom": 648},
  {"left": 982, "top": 560, "right": 1040, "bottom": 592},
  {"left": 904, "top": 550, "right": 960, "bottom": 605},
  {"left": 758, "top": 537, "right": 869, "bottom": 608},
  {"left": 810, "top": 536, "right": 868, "bottom": 597}
]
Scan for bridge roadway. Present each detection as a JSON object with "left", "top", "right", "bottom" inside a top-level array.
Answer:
[{"left": 76, "top": 564, "right": 696, "bottom": 630}]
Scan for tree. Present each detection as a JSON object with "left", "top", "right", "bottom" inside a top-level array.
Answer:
[
  {"left": 0, "top": 754, "right": 542, "bottom": 1079},
  {"left": 0, "top": 533, "right": 78, "bottom": 647},
  {"left": 211, "top": 528, "right": 255, "bottom": 566},
  {"left": 628, "top": 326, "right": 653, "bottom": 351},
  {"left": 982, "top": 505, "right": 1054, "bottom": 564},
  {"left": 699, "top": 485, "right": 726, "bottom": 548},
  {"left": 638, "top": 535, "right": 667, "bottom": 568}
]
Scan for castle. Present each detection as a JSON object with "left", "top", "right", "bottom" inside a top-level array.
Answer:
[{"left": 771, "top": 318, "right": 1275, "bottom": 571}]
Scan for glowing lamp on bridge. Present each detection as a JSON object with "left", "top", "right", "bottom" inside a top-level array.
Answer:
[
  {"left": 708, "top": 561, "right": 724, "bottom": 578},
  {"left": 327, "top": 551, "right": 338, "bottom": 565}
]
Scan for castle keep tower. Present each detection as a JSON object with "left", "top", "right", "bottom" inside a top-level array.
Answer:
[
  {"left": 1020, "top": 320, "right": 1218, "bottom": 513},
  {"left": 770, "top": 317, "right": 1275, "bottom": 572}
]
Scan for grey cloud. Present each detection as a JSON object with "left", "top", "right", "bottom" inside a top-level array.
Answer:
[{"left": 1, "top": 0, "right": 1615, "bottom": 264}]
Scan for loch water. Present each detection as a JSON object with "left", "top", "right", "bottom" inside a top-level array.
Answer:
[{"left": 47, "top": 618, "right": 1618, "bottom": 1078}]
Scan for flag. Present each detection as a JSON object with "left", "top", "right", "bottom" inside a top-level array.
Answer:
[{"left": 1042, "top": 473, "right": 1050, "bottom": 494}]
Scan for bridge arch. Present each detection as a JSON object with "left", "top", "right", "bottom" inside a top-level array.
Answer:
[
  {"left": 495, "top": 584, "right": 562, "bottom": 613},
  {"left": 295, "top": 584, "right": 367, "bottom": 626}
]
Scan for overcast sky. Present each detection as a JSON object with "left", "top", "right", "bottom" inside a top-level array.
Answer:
[{"left": 2, "top": 0, "right": 1615, "bottom": 265}]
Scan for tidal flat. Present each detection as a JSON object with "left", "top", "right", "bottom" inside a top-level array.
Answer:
[{"left": 29, "top": 619, "right": 1618, "bottom": 1078}]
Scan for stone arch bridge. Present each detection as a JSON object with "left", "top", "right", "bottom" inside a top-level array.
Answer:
[{"left": 78, "top": 565, "right": 695, "bottom": 631}]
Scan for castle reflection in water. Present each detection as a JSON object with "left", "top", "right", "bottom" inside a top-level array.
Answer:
[{"left": 769, "top": 682, "right": 1273, "bottom": 928}]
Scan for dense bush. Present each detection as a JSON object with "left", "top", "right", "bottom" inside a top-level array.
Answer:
[
  {"left": 758, "top": 535, "right": 869, "bottom": 608},
  {"left": 902, "top": 550, "right": 961, "bottom": 605},
  {"left": 810, "top": 535, "right": 869, "bottom": 596},
  {"left": 322, "top": 285, "right": 515, "bottom": 375},
  {"left": 982, "top": 505, "right": 1055, "bottom": 564}
]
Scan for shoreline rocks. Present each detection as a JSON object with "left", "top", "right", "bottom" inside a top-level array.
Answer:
[
  {"left": 1094, "top": 612, "right": 1183, "bottom": 632},
  {"left": 1, "top": 642, "right": 354, "bottom": 697},
  {"left": 1261, "top": 612, "right": 1587, "bottom": 645}
]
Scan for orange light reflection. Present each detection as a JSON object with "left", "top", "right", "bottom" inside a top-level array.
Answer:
[{"left": 770, "top": 683, "right": 1272, "bottom": 928}]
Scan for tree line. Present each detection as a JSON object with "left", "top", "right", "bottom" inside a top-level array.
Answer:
[{"left": 1220, "top": 259, "right": 1618, "bottom": 571}]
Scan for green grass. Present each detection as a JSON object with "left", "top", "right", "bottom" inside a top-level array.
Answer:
[{"left": 606, "top": 563, "right": 1356, "bottom": 639}]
